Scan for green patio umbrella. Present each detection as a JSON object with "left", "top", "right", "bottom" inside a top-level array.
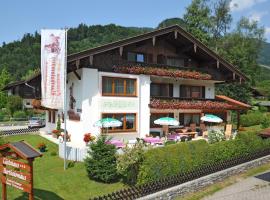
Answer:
[
  {"left": 94, "top": 118, "right": 122, "bottom": 134},
  {"left": 154, "top": 117, "right": 179, "bottom": 136}
]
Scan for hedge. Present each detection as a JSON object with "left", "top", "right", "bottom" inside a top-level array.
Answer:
[
  {"left": 137, "top": 132, "right": 270, "bottom": 184},
  {"left": 240, "top": 111, "right": 269, "bottom": 127}
]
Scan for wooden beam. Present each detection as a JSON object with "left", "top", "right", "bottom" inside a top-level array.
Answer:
[
  {"left": 89, "top": 55, "right": 93, "bottom": 65},
  {"left": 174, "top": 30, "right": 178, "bottom": 39},
  {"left": 233, "top": 73, "right": 236, "bottom": 80},
  {"left": 73, "top": 70, "right": 81, "bottom": 80},
  {"left": 194, "top": 43, "right": 197, "bottom": 53},
  {"left": 75, "top": 60, "right": 80, "bottom": 69},
  {"left": 119, "top": 46, "right": 123, "bottom": 56},
  {"left": 152, "top": 36, "right": 156, "bottom": 46},
  {"left": 237, "top": 110, "right": 240, "bottom": 129},
  {"left": 240, "top": 77, "right": 242, "bottom": 84},
  {"left": 217, "top": 60, "right": 220, "bottom": 69}
]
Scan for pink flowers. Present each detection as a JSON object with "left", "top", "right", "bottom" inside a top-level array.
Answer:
[{"left": 112, "top": 66, "right": 212, "bottom": 80}]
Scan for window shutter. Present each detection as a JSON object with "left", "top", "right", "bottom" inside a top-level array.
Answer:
[
  {"left": 169, "top": 84, "right": 173, "bottom": 97},
  {"left": 147, "top": 54, "right": 153, "bottom": 63},
  {"left": 202, "top": 86, "right": 205, "bottom": 98}
]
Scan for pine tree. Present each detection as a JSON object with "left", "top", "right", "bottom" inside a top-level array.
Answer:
[{"left": 85, "top": 136, "right": 118, "bottom": 183}]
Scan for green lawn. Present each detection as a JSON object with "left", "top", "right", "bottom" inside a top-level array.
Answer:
[{"left": 1, "top": 134, "right": 124, "bottom": 200}]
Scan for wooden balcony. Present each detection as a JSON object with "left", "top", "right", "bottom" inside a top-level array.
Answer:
[{"left": 149, "top": 96, "right": 238, "bottom": 111}]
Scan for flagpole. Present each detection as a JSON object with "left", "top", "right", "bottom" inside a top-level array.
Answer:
[{"left": 63, "top": 28, "right": 68, "bottom": 170}]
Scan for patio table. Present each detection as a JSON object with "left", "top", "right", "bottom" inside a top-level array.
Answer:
[
  {"left": 167, "top": 134, "right": 181, "bottom": 141},
  {"left": 106, "top": 140, "right": 125, "bottom": 148},
  {"left": 143, "top": 137, "right": 163, "bottom": 145}
]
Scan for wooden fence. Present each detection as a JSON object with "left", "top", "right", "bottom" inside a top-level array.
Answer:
[{"left": 91, "top": 148, "right": 270, "bottom": 200}]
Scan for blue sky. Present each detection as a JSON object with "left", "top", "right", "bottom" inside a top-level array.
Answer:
[{"left": 0, "top": 0, "right": 269, "bottom": 44}]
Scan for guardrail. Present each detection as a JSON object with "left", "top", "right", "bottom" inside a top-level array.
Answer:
[
  {"left": 91, "top": 148, "right": 270, "bottom": 200},
  {"left": 0, "top": 128, "right": 40, "bottom": 136}
]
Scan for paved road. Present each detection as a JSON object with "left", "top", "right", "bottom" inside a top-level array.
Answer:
[{"left": 203, "top": 170, "right": 270, "bottom": 200}]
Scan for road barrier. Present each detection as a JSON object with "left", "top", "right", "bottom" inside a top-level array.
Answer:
[{"left": 0, "top": 128, "right": 39, "bottom": 136}]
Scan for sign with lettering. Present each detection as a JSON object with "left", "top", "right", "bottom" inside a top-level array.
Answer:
[
  {"left": 1, "top": 177, "right": 31, "bottom": 193},
  {"left": 0, "top": 141, "right": 42, "bottom": 200},
  {"left": 100, "top": 99, "right": 138, "bottom": 111},
  {"left": 0, "top": 166, "right": 31, "bottom": 181},
  {"left": 0, "top": 158, "right": 30, "bottom": 172}
]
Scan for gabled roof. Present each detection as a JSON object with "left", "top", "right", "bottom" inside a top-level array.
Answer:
[
  {"left": 2, "top": 72, "right": 40, "bottom": 91},
  {"left": 0, "top": 141, "right": 42, "bottom": 160},
  {"left": 216, "top": 95, "right": 251, "bottom": 109},
  {"left": 67, "top": 25, "right": 248, "bottom": 81}
]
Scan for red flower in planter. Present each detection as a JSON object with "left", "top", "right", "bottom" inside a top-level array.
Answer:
[
  {"left": 149, "top": 99, "right": 237, "bottom": 110},
  {"left": 113, "top": 66, "right": 212, "bottom": 80}
]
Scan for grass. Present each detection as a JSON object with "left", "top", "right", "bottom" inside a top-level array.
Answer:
[
  {"left": 0, "top": 134, "right": 124, "bottom": 200},
  {"left": 176, "top": 162, "right": 270, "bottom": 200}
]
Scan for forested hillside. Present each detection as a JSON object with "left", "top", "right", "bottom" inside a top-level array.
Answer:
[{"left": 0, "top": 17, "right": 269, "bottom": 87}]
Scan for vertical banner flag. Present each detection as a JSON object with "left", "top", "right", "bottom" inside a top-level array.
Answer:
[{"left": 41, "top": 29, "right": 65, "bottom": 109}]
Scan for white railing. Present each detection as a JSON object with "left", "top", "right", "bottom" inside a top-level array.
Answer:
[{"left": 58, "top": 143, "right": 88, "bottom": 162}]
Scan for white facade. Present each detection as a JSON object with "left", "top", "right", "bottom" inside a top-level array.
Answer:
[{"left": 43, "top": 68, "right": 218, "bottom": 147}]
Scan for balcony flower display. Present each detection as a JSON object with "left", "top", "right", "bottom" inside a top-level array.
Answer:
[
  {"left": 112, "top": 66, "right": 212, "bottom": 80},
  {"left": 149, "top": 99, "right": 237, "bottom": 110}
]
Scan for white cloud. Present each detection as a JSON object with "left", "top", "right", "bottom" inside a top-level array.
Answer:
[
  {"left": 265, "top": 27, "right": 270, "bottom": 36},
  {"left": 249, "top": 11, "right": 268, "bottom": 22},
  {"left": 230, "top": 0, "right": 267, "bottom": 11}
]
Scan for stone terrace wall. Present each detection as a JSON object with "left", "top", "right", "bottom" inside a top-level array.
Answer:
[{"left": 138, "top": 155, "right": 270, "bottom": 200}]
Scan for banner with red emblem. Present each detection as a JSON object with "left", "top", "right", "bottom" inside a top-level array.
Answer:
[{"left": 41, "top": 29, "right": 66, "bottom": 109}]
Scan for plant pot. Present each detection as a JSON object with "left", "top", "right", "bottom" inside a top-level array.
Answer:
[
  {"left": 39, "top": 147, "right": 46, "bottom": 152},
  {"left": 52, "top": 133, "right": 57, "bottom": 138}
]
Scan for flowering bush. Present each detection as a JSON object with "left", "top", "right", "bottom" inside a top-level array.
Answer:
[
  {"left": 83, "top": 133, "right": 95, "bottom": 143},
  {"left": 208, "top": 130, "right": 225, "bottom": 144},
  {"left": 52, "top": 129, "right": 60, "bottom": 134},
  {"left": 112, "top": 66, "right": 212, "bottom": 80}
]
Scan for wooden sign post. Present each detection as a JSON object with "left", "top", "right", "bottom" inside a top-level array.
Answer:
[{"left": 0, "top": 141, "right": 42, "bottom": 200}]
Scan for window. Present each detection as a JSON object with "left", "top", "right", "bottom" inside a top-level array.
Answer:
[
  {"left": 127, "top": 52, "right": 145, "bottom": 63},
  {"left": 102, "top": 77, "right": 137, "bottom": 96},
  {"left": 179, "top": 113, "right": 200, "bottom": 126},
  {"left": 180, "top": 85, "right": 205, "bottom": 99},
  {"left": 150, "top": 113, "right": 174, "bottom": 128},
  {"left": 150, "top": 83, "right": 173, "bottom": 97},
  {"left": 102, "top": 113, "right": 136, "bottom": 132},
  {"left": 166, "top": 57, "right": 184, "bottom": 67}
]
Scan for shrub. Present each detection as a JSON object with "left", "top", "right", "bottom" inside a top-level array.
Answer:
[
  {"left": 164, "top": 141, "right": 177, "bottom": 146},
  {"left": 117, "top": 139, "right": 146, "bottom": 185},
  {"left": 137, "top": 140, "right": 209, "bottom": 184},
  {"left": 261, "top": 117, "right": 270, "bottom": 129},
  {"left": 50, "top": 151, "right": 57, "bottom": 156},
  {"left": 208, "top": 130, "right": 225, "bottom": 144},
  {"left": 240, "top": 111, "right": 266, "bottom": 127},
  {"left": 6, "top": 95, "right": 22, "bottom": 115},
  {"left": 85, "top": 136, "right": 118, "bottom": 183},
  {"left": 13, "top": 110, "right": 27, "bottom": 121},
  {"left": 137, "top": 133, "right": 270, "bottom": 185}
]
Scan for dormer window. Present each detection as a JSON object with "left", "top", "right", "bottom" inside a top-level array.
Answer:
[{"left": 127, "top": 52, "right": 145, "bottom": 63}]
